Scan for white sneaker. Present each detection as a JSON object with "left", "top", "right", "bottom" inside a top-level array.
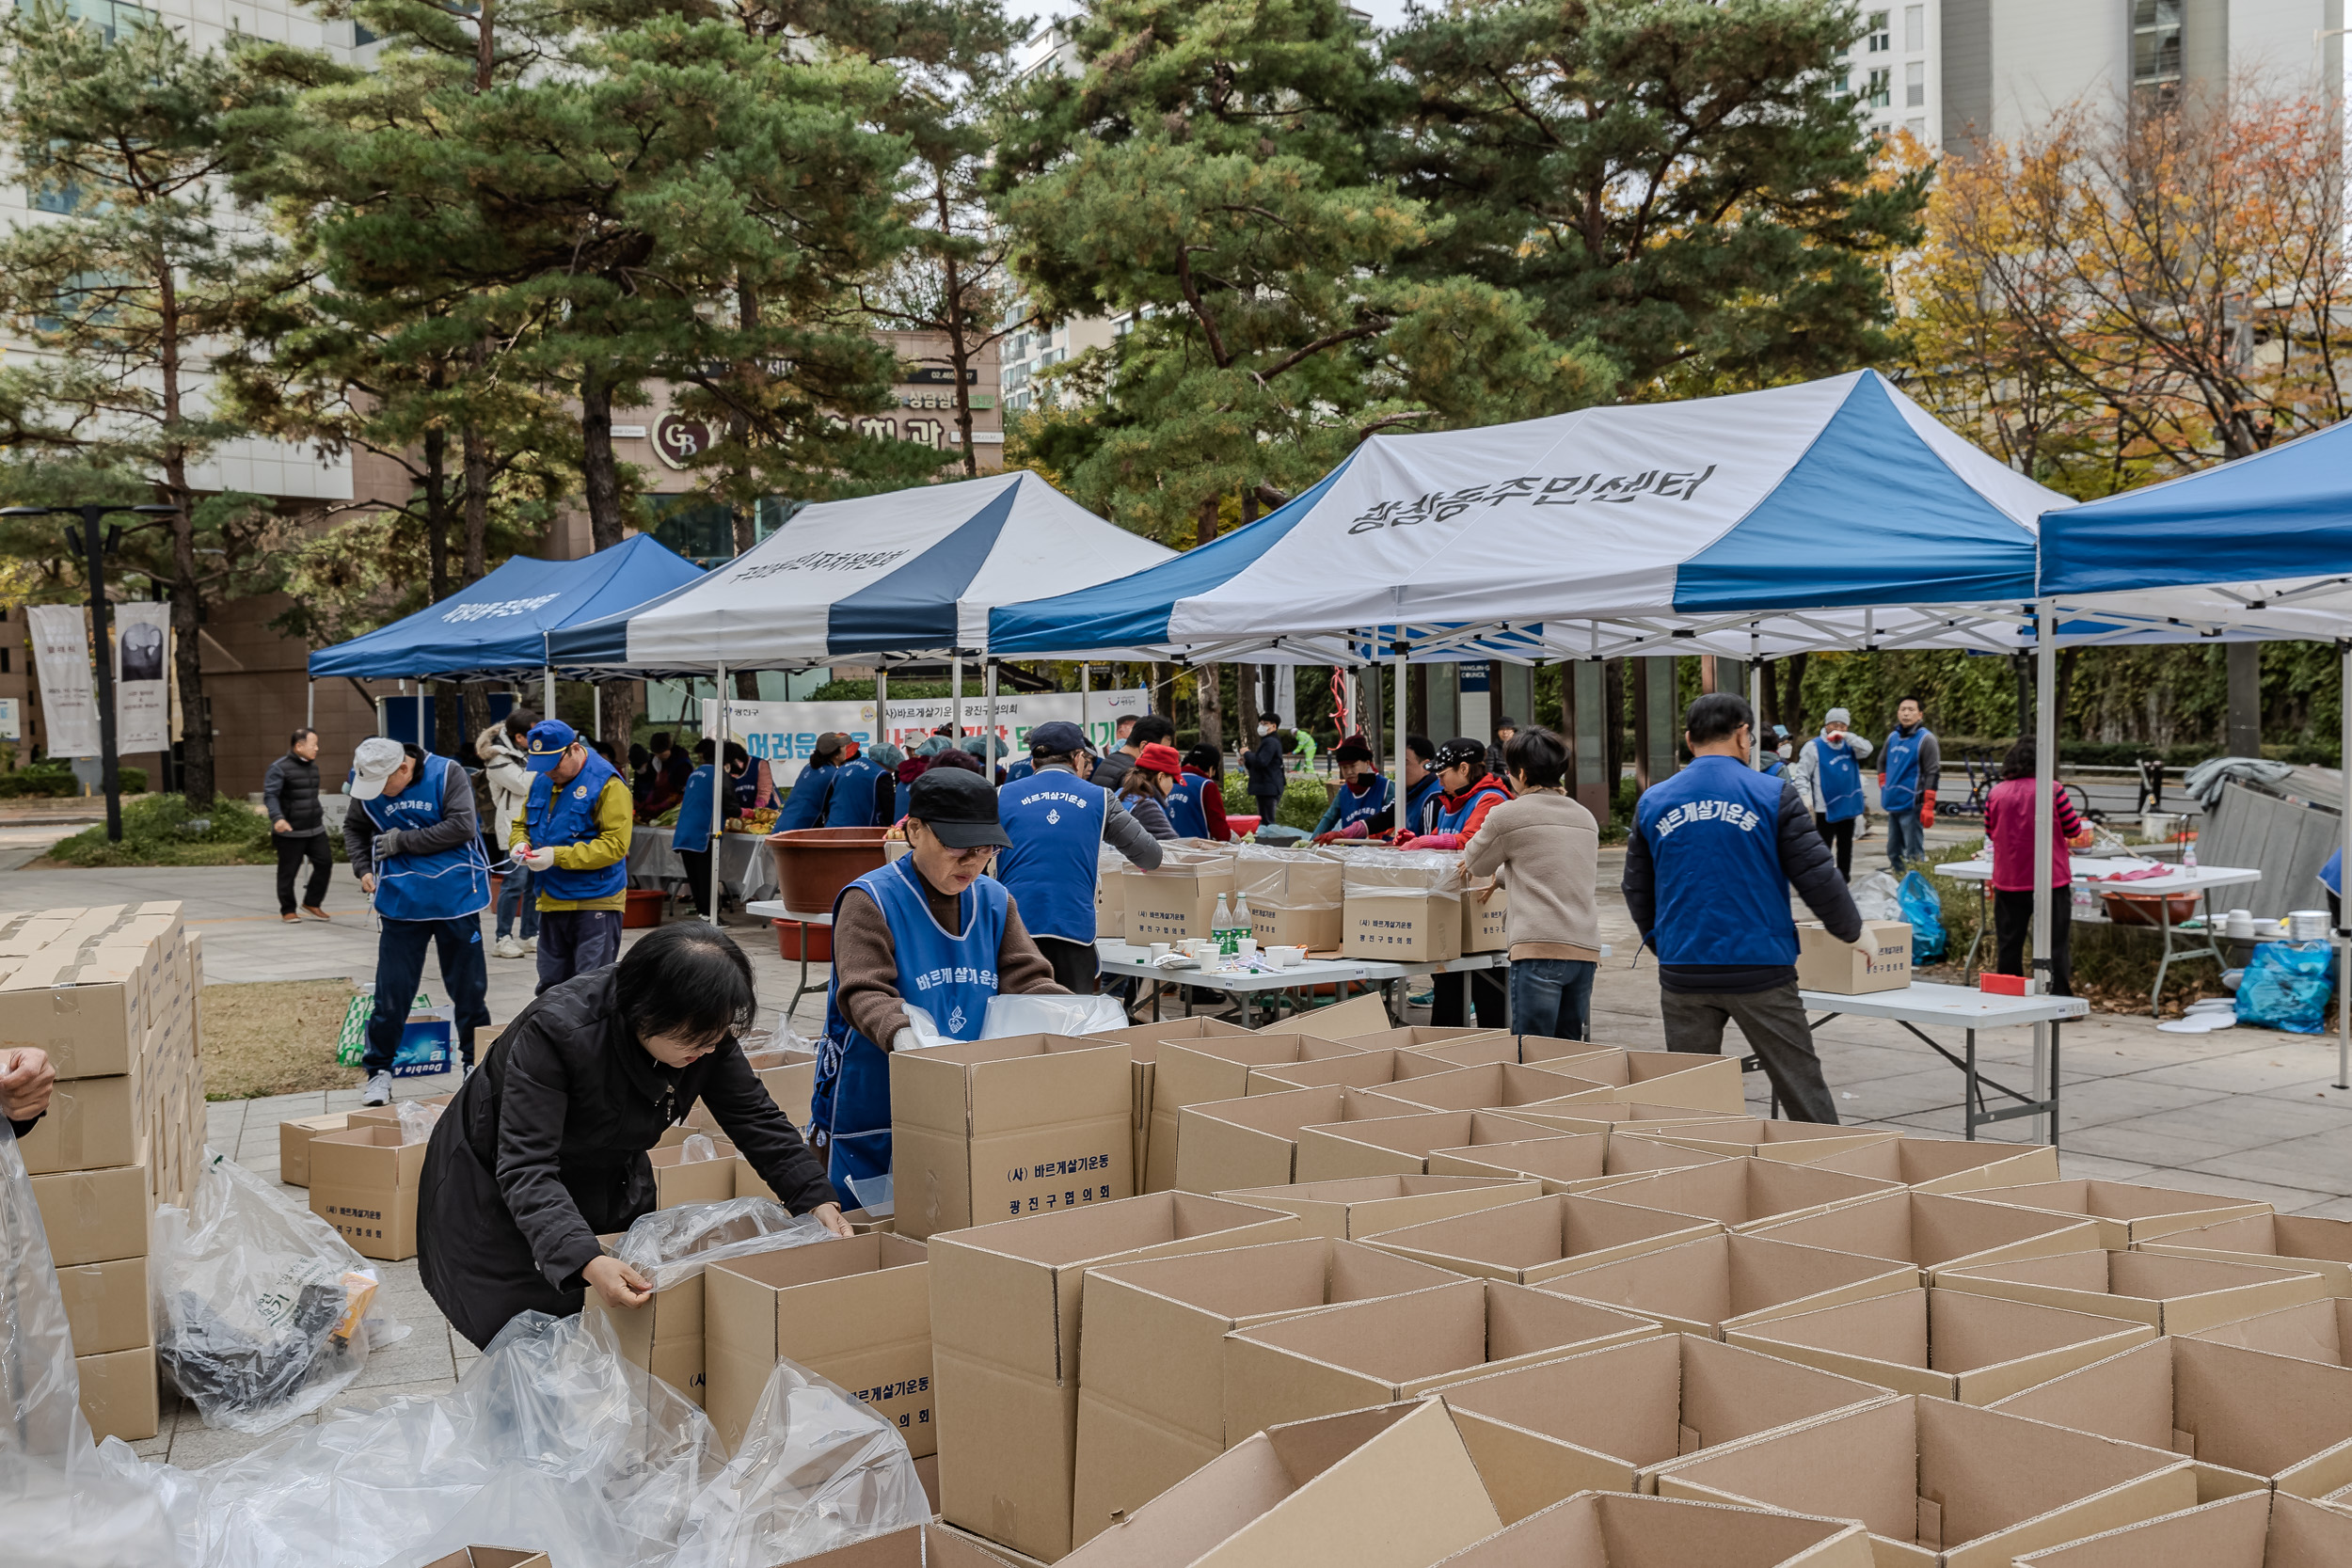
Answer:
[
  {"left": 522, "top": 937, "right": 538, "bottom": 955},
  {"left": 494, "top": 935, "right": 525, "bottom": 959},
  {"left": 362, "top": 1070, "right": 393, "bottom": 1106}
]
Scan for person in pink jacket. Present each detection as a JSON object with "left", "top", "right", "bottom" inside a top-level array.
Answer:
[{"left": 1982, "top": 738, "right": 2094, "bottom": 995}]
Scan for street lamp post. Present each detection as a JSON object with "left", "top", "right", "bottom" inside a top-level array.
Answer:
[{"left": 0, "top": 501, "right": 181, "bottom": 843}]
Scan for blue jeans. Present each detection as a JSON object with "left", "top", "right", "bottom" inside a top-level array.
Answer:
[
  {"left": 1508, "top": 958, "right": 1595, "bottom": 1043},
  {"left": 364, "top": 915, "right": 492, "bottom": 1072},
  {"left": 495, "top": 863, "right": 538, "bottom": 940},
  {"left": 1886, "top": 808, "right": 1926, "bottom": 872},
  {"left": 535, "top": 908, "right": 625, "bottom": 994}
]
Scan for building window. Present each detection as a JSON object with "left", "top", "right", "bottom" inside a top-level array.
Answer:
[
  {"left": 1867, "top": 11, "right": 1890, "bottom": 51},
  {"left": 641, "top": 494, "right": 739, "bottom": 565},
  {"left": 1866, "top": 68, "right": 1891, "bottom": 107},
  {"left": 1905, "top": 60, "right": 1925, "bottom": 105},
  {"left": 1903, "top": 5, "right": 1923, "bottom": 50},
  {"left": 2132, "top": 0, "right": 2182, "bottom": 85},
  {"left": 1907, "top": 117, "right": 1928, "bottom": 139}
]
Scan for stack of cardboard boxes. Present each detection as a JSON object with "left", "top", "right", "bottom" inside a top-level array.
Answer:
[{"left": 6, "top": 900, "right": 206, "bottom": 1441}]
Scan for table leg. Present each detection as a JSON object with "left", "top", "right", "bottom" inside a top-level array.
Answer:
[
  {"left": 1964, "top": 1028, "right": 1977, "bottom": 1141},
  {"left": 1962, "top": 882, "right": 1988, "bottom": 983},
  {"left": 2048, "top": 1019, "right": 2062, "bottom": 1150},
  {"left": 1240, "top": 991, "right": 1253, "bottom": 1029}
]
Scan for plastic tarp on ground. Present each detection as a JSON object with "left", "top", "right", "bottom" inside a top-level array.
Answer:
[
  {"left": 986, "top": 370, "right": 2069, "bottom": 663},
  {"left": 307, "top": 534, "right": 705, "bottom": 683},
  {"left": 546, "top": 470, "right": 1176, "bottom": 676}
]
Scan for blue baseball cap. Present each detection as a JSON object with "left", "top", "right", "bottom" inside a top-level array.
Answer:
[
  {"left": 1027, "top": 721, "right": 1091, "bottom": 757},
  {"left": 525, "top": 719, "right": 580, "bottom": 771}
]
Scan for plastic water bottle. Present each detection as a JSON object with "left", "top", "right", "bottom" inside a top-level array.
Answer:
[
  {"left": 2185, "top": 835, "right": 2198, "bottom": 871},
  {"left": 1233, "top": 892, "right": 1253, "bottom": 950},
  {"left": 1212, "top": 894, "right": 1236, "bottom": 958}
]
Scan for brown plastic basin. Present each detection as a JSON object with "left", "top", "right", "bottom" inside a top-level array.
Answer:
[{"left": 767, "top": 828, "right": 888, "bottom": 914}]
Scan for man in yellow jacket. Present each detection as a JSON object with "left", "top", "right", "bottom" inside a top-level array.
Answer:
[{"left": 512, "top": 720, "right": 635, "bottom": 992}]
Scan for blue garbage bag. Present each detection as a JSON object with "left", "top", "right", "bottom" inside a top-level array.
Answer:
[
  {"left": 2234, "top": 940, "right": 2335, "bottom": 1033},
  {"left": 1898, "top": 870, "right": 1947, "bottom": 963}
]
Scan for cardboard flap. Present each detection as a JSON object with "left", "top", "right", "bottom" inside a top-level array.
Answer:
[
  {"left": 1375, "top": 1195, "right": 1579, "bottom": 1270},
  {"left": 1429, "top": 1137, "right": 1608, "bottom": 1185},
  {"left": 1914, "top": 1396, "right": 2186, "bottom": 1546},
  {"left": 1676, "top": 1333, "right": 1894, "bottom": 1451},
  {"left": 1435, "top": 1335, "right": 1685, "bottom": 1464},
  {"left": 1723, "top": 1233, "right": 1909, "bottom": 1318},
  {"left": 1991, "top": 1338, "right": 2180, "bottom": 1450},
  {"left": 1752, "top": 1192, "right": 1914, "bottom": 1262},
  {"left": 2184, "top": 1297, "right": 2352, "bottom": 1364},
  {"left": 1906, "top": 1192, "right": 2102, "bottom": 1268},
  {"left": 1214, "top": 1402, "right": 1502, "bottom": 1568},
  {"left": 1931, "top": 1289, "right": 2153, "bottom": 1368},
  {"left": 2268, "top": 1214, "right": 2352, "bottom": 1264},
  {"left": 1655, "top": 1397, "right": 1920, "bottom": 1539},
  {"left": 2171, "top": 1336, "right": 2352, "bottom": 1479},
  {"left": 2010, "top": 1491, "right": 2272, "bottom": 1568},
  {"left": 1544, "top": 1234, "right": 1733, "bottom": 1332},
  {"left": 1281, "top": 993, "right": 1395, "bottom": 1041},
  {"left": 1740, "top": 1289, "right": 1929, "bottom": 1366},
  {"left": 1481, "top": 1281, "right": 1655, "bottom": 1367},
  {"left": 1233, "top": 1280, "right": 1490, "bottom": 1386}
]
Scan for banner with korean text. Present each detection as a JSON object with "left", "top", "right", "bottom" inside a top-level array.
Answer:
[{"left": 702, "top": 689, "right": 1152, "bottom": 785}]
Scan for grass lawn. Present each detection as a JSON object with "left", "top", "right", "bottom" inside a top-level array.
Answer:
[{"left": 199, "top": 979, "right": 363, "bottom": 1100}]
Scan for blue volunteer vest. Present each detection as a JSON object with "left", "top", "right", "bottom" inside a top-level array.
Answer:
[
  {"left": 824, "top": 756, "right": 886, "bottom": 828},
  {"left": 671, "top": 764, "right": 721, "bottom": 855},
  {"left": 995, "top": 768, "right": 1110, "bottom": 943},
  {"left": 1165, "top": 772, "right": 1210, "bottom": 839},
  {"left": 1002, "top": 756, "right": 1036, "bottom": 784},
  {"left": 1636, "top": 756, "right": 1801, "bottom": 967},
  {"left": 1405, "top": 772, "right": 1445, "bottom": 835},
  {"left": 1333, "top": 774, "right": 1394, "bottom": 832},
  {"left": 524, "top": 751, "right": 628, "bottom": 903},
  {"left": 2322, "top": 847, "right": 2341, "bottom": 898},
  {"left": 893, "top": 777, "right": 912, "bottom": 822},
  {"left": 1760, "top": 756, "right": 1787, "bottom": 778},
  {"left": 777, "top": 762, "right": 834, "bottom": 832},
  {"left": 366, "top": 752, "right": 491, "bottom": 922},
  {"left": 810, "top": 858, "right": 1006, "bottom": 1194},
  {"left": 1437, "top": 781, "right": 1509, "bottom": 834},
  {"left": 1880, "top": 726, "right": 1931, "bottom": 813},
  {"left": 1810, "top": 737, "right": 1865, "bottom": 821}
]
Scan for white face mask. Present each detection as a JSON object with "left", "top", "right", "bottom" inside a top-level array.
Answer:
[{"left": 1777, "top": 743, "right": 1792, "bottom": 759}]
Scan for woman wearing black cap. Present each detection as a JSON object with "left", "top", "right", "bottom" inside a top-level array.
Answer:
[{"left": 808, "top": 767, "right": 1070, "bottom": 1196}]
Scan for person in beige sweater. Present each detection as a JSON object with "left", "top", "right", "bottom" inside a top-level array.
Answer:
[{"left": 1461, "top": 726, "right": 1602, "bottom": 1041}]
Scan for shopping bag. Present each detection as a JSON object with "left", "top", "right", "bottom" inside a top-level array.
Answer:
[
  {"left": 2234, "top": 940, "right": 2335, "bottom": 1033},
  {"left": 1898, "top": 870, "right": 1947, "bottom": 963}
]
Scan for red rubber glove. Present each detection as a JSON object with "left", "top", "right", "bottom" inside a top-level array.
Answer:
[
  {"left": 1390, "top": 833, "right": 1417, "bottom": 849},
  {"left": 1311, "top": 832, "right": 1340, "bottom": 845},
  {"left": 1340, "top": 820, "right": 1369, "bottom": 840},
  {"left": 1414, "top": 832, "right": 1465, "bottom": 850},
  {"left": 1919, "top": 790, "right": 1936, "bottom": 829}
]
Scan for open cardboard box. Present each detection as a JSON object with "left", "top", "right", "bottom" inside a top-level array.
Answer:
[
  {"left": 894, "top": 1034, "right": 1136, "bottom": 1241},
  {"left": 704, "top": 1232, "right": 931, "bottom": 1456},
  {"left": 1071, "top": 1236, "right": 1467, "bottom": 1546},
  {"left": 1575, "top": 1157, "right": 1902, "bottom": 1234},
  {"left": 1429, "top": 1490, "right": 1874, "bottom": 1568},
  {"left": 1279, "top": 991, "right": 1395, "bottom": 1042},
  {"left": 1148, "top": 1036, "right": 1371, "bottom": 1194},
  {"left": 1056, "top": 1399, "right": 1504, "bottom": 1568},
  {"left": 647, "top": 1141, "right": 739, "bottom": 1210},
  {"left": 2140, "top": 1211, "right": 2352, "bottom": 1295},
  {"left": 1500, "top": 1102, "right": 1748, "bottom": 1139},
  {"left": 1990, "top": 1334, "right": 2352, "bottom": 1503},
  {"left": 417, "top": 1551, "right": 552, "bottom": 1568},
  {"left": 930, "top": 1192, "right": 1303, "bottom": 1563},
  {"left": 1724, "top": 1288, "right": 2154, "bottom": 1404},
  {"left": 1426, "top": 1134, "right": 1726, "bottom": 1196},
  {"left": 1958, "top": 1180, "right": 2272, "bottom": 1248},
  {"left": 1375, "top": 1062, "right": 1619, "bottom": 1113},
  {"left": 307, "top": 1124, "right": 426, "bottom": 1260},
  {"left": 2185, "top": 1295, "right": 2352, "bottom": 1363},
  {"left": 278, "top": 1112, "right": 350, "bottom": 1188},
  {"left": 1797, "top": 1135, "right": 2060, "bottom": 1195},
  {"left": 2010, "top": 1490, "right": 2352, "bottom": 1568},
  {"left": 1221, "top": 1277, "right": 1660, "bottom": 1440},
  {"left": 1748, "top": 1190, "right": 2106, "bottom": 1283},
  {"left": 1089, "top": 1019, "right": 1253, "bottom": 1192},
  {"left": 1429, "top": 1331, "right": 1893, "bottom": 1510},
  {"left": 1343, "top": 1026, "right": 1516, "bottom": 1061},
  {"left": 1212, "top": 1175, "right": 1544, "bottom": 1242},
  {"left": 1613, "top": 1118, "right": 1898, "bottom": 1165},
  {"left": 1654, "top": 1394, "right": 2199, "bottom": 1567},
  {"left": 1175, "top": 1087, "right": 1433, "bottom": 1193},
  {"left": 1513, "top": 1045, "right": 1751, "bottom": 1116},
  {"left": 1539, "top": 1230, "right": 1915, "bottom": 1338},
  {"left": 1247, "top": 1048, "right": 1502, "bottom": 1097},
  {"left": 1934, "top": 1248, "right": 2330, "bottom": 1336},
  {"left": 787, "top": 1522, "right": 1034, "bottom": 1568},
  {"left": 1292, "top": 1111, "right": 1567, "bottom": 1182},
  {"left": 1363, "top": 1193, "right": 1721, "bottom": 1284}
]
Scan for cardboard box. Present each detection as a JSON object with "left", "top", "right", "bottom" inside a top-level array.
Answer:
[
  {"left": 1283, "top": 991, "right": 1394, "bottom": 1041},
  {"left": 1427, "top": 1135, "right": 1727, "bottom": 1196},
  {"left": 16, "top": 1071, "right": 141, "bottom": 1174},
  {"left": 1071, "top": 1236, "right": 1467, "bottom": 1544},
  {"left": 1577, "top": 1157, "right": 1903, "bottom": 1234},
  {"left": 704, "top": 1233, "right": 932, "bottom": 1455},
  {"left": 1175, "top": 1087, "right": 1438, "bottom": 1193},
  {"left": 77, "top": 1342, "right": 159, "bottom": 1441},
  {"left": 1494, "top": 1104, "right": 1748, "bottom": 1141},
  {"left": 1748, "top": 1190, "right": 2106, "bottom": 1283},
  {"left": 1090, "top": 1019, "right": 1252, "bottom": 1191},
  {"left": 1794, "top": 920, "right": 1912, "bottom": 994},
  {"left": 56, "top": 1254, "right": 151, "bottom": 1355},
  {"left": 418, "top": 1552, "right": 554, "bottom": 1568},
  {"left": 1147, "top": 1035, "right": 1368, "bottom": 1195},
  {"left": 1428, "top": 1332, "right": 1895, "bottom": 1510},
  {"left": 1376, "top": 1062, "right": 1617, "bottom": 1114},
  {"left": 278, "top": 1113, "right": 352, "bottom": 1189},
  {"left": 1429, "top": 1490, "right": 1874, "bottom": 1568},
  {"left": 647, "top": 1141, "right": 740, "bottom": 1211},
  {"left": 2141, "top": 1212, "right": 2352, "bottom": 1295},
  {"left": 1056, "top": 1399, "right": 1504, "bottom": 1568},
  {"left": 1245, "top": 1047, "right": 1492, "bottom": 1097},
  {"left": 1956, "top": 1180, "right": 2272, "bottom": 1249},
  {"left": 2012, "top": 1490, "right": 2352, "bottom": 1568},
  {"left": 787, "top": 1523, "right": 1028, "bottom": 1568},
  {"left": 930, "top": 1192, "right": 1303, "bottom": 1562},
  {"left": 1212, "top": 1175, "right": 1544, "bottom": 1241},
  {"left": 1990, "top": 1335, "right": 2352, "bottom": 1503},
  {"left": 1516, "top": 1045, "right": 1753, "bottom": 1116},
  {"left": 1799, "top": 1135, "right": 2061, "bottom": 1195},
  {"left": 1343, "top": 889, "right": 1464, "bottom": 962},
  {"left": 1346, "top": 1026, "right": 1517, "bottom": 1060},
  {"left": 1098, "top": 859, "right": 1126, "bottom": 940},
  {"left": 29, "top": 1163, "right": 149, "bottom": 1264},
  {"left": 1458, "top": 882, "right": 1509, "bottom": 954},
  {"left": 307, "top": 1124, "right": 426, "bottom": 1260},
  {"left": 1724, "top": 1288, "right": 2154, "bottom": 1405},
  {"left": 1613, "top": 1118, "right": 1899, "bottom": 1165},
  {"left": 1222, "top": 1277, "right": 1661, "bottom": 1441},
  {"left": 2183, "top": 1295, "right": 2352, "bottom": 1363},
  {"left": 1124, "top": 861, "right": 1237, "bottom": 945},
  {"left": 892, "top": 1035, "right": 1135, "bottom": 1240},
  {"left": 1541, "top": 1231, "right": 1916, "bottom": 1338},
  {"left": 1292, "top": 1110, "right": 1565, "bottom": 1182},
  {"left": 684, "top": 1052, "right": 819, "bottom": 1138},
  {"left": 1236, "top": 855, "right": 1346, "bottom": 955},
  {"left": 349, "top": 1092, "right": 453, "bottom": 1129},
  {"left": 1363, "top": 1193, "right": 1722, "bottom": 1284},
  {"left": 1935, "top": 1249, "right": 2331, "bottom": 1336},
  {"left": 0, "top": 976, "right": 138, "bottom": 1078},
  {"left": 1654, "top": 1395, "right": 2197, "bottom": 1567}
]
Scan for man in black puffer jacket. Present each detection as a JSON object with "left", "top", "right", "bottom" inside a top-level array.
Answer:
[{"left": 263, "top": 728, "right": 333, "bottom": 922}]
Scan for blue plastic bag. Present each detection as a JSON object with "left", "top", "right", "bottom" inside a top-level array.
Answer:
[
  {"left": 2234, "top": 940, "right": 2335, "bottom": 1033},
  {"left": 1897, "top": 870, "right": 1947, "bottom": 963}
]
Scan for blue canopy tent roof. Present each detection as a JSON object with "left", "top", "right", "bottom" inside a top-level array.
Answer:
[{"left": 307, "top": 534, "right": 705, "bottom": 683}]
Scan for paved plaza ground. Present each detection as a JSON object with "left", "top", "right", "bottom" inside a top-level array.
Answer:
[{"left": 6, "top": 835, "right": 2349, "bottom": 1467}]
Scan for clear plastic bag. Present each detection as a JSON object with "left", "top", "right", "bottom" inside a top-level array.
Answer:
[
  {"left": 611, "top": 1197, "right": 833, "bottom": 1292},
  {"left": 675, "top": 1132, "right": 723, "bottom": 1164},
  {"left": 1850, "top": 870, "right": 1902, "bottom": 922},
  {"left": 152, "top": 1147, "right": 408, "bottom": 1435},
  {"left": 979, "top": 991, "right": 1130, "bottom": 1037},
  {"left": 394, "top": 1099, "right": 443, "bottom": 1142}
]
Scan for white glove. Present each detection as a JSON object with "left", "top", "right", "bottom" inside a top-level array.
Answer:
[
  {"left": 521, "top": 847, "right": 556, "bottom": 872},
  {"left": 890, "top": 1027, "right": 917, "bottom": 1053}
]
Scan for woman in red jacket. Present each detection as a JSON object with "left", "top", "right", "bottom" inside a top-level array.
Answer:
[{"left": 1983, "top": 739, "right": 2094, "bottom": 995}]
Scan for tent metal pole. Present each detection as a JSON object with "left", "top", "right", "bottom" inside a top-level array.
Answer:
[
  {"left": 2338, "top": 641, "right": 2350, "bottom": 1089},
  {"left": 984, "top": 659, "right": 999, "bottom": 775},
  {"left": 1080, "top": 663, "right": 1090, "bottom": 738},
  {"left": 1393, "top": 636, "right": 1406, "bottom": 832},
  {"left": 710, "top": 663, "right": 726, "bottom": 926},
  {"left": 877, "top": 665, "right": 889, "bottom": 751},
  {"left": 2032, "top": 600, "right": 2058, "bottom": 1141},
  {"left": 306, "top": 680, "right": 314, "bottom": 732},
  {"left": 952, "top": 656, "right": 962, "bottom": 736},
  {"left": 543, "top": 665, "right": 555, "bottom": 720},
  {"left": 1748, "top": 628, "right": 1762, "bottom": 768}
]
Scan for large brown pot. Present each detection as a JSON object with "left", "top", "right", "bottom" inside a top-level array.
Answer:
[{"left": 767, "top": 828, "right": 889, "bottom": 914}]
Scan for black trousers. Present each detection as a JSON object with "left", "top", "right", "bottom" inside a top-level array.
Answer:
[
  {"left": 678, "top": 847, "right": 714, "bottom": 917},
  {"left": 275, "top": 833, "right": 332, "bottom": 914},
  {"left": 1660, "top": 983, "right": 1840, "bottom": 1123},
  {"left": 1813, "top": 814, "right": 1855, "bottom": 879},
  {"left": 1035, "top": 936, "right": 1099, "bottom": 993},
  {"left": 1993, "top": 887, "right": 2074, "bottom": 996},
  {"left": 1431, "top": 970, "right": 1506, "bottom": 1028}
]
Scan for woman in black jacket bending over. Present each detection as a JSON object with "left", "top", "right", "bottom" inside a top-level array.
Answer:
[{"left": 418, "top": 922, "right": 850, "bottom": 1349}]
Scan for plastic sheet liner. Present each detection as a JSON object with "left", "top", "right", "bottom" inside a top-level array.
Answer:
[
  {"left": 978, "top": 992, "right": 1129, "bottom": 1038},
  {"left": 1335, "top": 847, "right": 1465, "bottom": 900},
  {"left": 1232, "top": 845, "right": 1343, "bottom": 911},
  {"left": 612, "top": 1198, "right": 833, "bottom": 1292},
  {"left": 394, "top": 1099, "right": 443, "bottom": 1142},
  {"left": 1850, "top": 870, "right": 1901, "bottom": 922},
  {"left": 152, "top": 1147, "right": 407, "bottom": 1434}
]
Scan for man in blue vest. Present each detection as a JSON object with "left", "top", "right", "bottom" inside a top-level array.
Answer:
[
  {"left": 513, "top": 720, "right": 633, "bottom": 994},
  {"left": 809, "top": 767, "right": 1070, "bottom": 1198},
  {"left": 823, "top": 736, "right": 888, "bottom": 828},
  {"left": 1311, "top": 737, "right": 1395, "bottom": 841},
  {"left": 1878, "top": 696, "right": 1940, "bottom": 874},
  {"left": 345, "top": 736, "right": 495, "bottom": 1104},
  {"left": 1788, "top": 706, "right": 1873, "bottom": 880},
  {"left": 997, "top": 721, "right": 1166, "bottom": 992},
  {"left": 1402, "top": 734, "right": 1444, "bottom": 836},
  {"left": 776, "top": 734, "right": 842, "bottom": 831},
  {"left": 1622, "top": 694, "right": 1861, "bottom": 1124}
]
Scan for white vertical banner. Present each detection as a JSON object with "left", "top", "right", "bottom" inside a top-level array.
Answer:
[
  {"left": 114, "top": 601, "right": 170, "bottom": 754},
  {"left": 25, "top": 605, "right": 100, "bottom": 757}
]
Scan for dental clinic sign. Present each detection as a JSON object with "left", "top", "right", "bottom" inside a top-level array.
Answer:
[{"left": 703, "top": 689, "right": 1152, "bottom": 785}]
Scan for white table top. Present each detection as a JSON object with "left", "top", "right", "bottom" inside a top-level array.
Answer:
[
  {"left": 746, "top": 900, "right": 834, "bottom": 926},
  {"left": 1092, "top": 940, "right": 1518, "bottom": 992},
  {"left": 1799, "top": 979, "right": 2089, "bottom": 1027},
  {"left": 1934, "top": 858, "right": 2260, "bottom": 893}
]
